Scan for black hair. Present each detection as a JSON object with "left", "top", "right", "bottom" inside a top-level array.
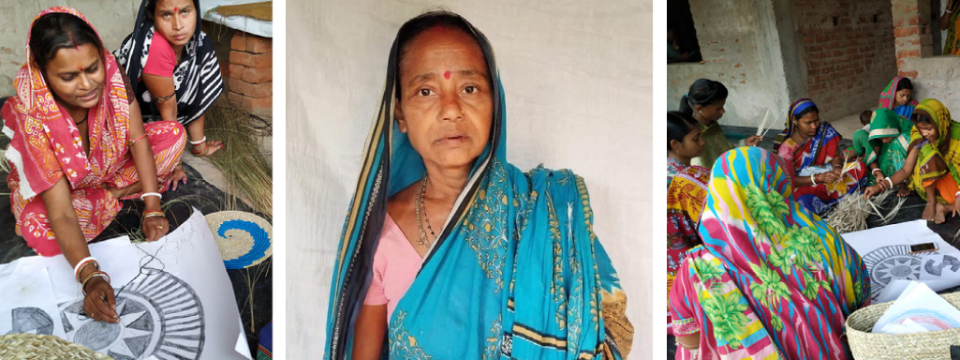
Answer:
[
  {"left": 896, "top": 77, "right": 913, "bottom": 92},
  {"left": 679, "top": 79, "right": 728, "bottom": 117},
  {"left": 912, "top": 110, "right": 934, "bottom": 125},
  {"left": 393, "top": 11, "right": 482, "bottom": 99},
  {"left": 860, "top": 110, "right": 872, "bottom": 125},
  {"left": 667, "top": 111, "right": 699, "bottom": 151},
  {"left": 793, "top": 104, "right": 819, "bottom": 121},
  {"left": 29, "top": 13, "right": 102, "bottom": 71}
]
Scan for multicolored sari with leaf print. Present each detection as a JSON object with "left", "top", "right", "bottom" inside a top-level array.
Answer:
[
  {"left": 908, "top": 99, "right": 960, "bottom": 204},
  {"left": 669, "top": 147, "right": 870, "bottom": 360},
  {"left": 322, "top": 13, "right": 633, "bottom": 360}
]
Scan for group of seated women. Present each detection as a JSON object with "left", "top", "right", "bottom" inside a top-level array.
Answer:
[{"left": 666, "top": 76, "right": 960, "bottom": 358}]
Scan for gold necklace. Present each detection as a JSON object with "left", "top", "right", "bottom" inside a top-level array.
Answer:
[{"left": 414, "top": 176, "right": 437, "bottom": 246}]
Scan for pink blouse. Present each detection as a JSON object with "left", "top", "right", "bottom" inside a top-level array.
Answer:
[
  {"left": 143, "top": 33, "right": 176, "bottom": 77},
  {"left": 363, "top": 215, "right": 422, "bottom": 320}
]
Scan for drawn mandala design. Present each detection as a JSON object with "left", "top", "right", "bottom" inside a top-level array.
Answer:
[{"left": 59, "top": 270, "right": 204, "bottom": 360}]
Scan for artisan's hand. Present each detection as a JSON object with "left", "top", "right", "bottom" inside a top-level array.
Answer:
[
  {"left": 820, "top": 172, "right": 839, "bottom": 184},
  {"left": 864, "top": 185, "right": 881, "bottom": 200},
  {"left": 953, "top": 200, "right": 960, "bottom": 218},
  {"left": 164, "top": 164, "right": 187, "bottom": 191},
  {"left": 745, "top": 135, "right": 763, "bottom": 147},
  {"left": 142, "top": 214, "right": 169, "bottom": 242},
  {"left": 83, "top": 278, "right": 118, "bottom": 323}
]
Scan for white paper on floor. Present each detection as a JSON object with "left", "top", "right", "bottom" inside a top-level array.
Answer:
[
  {"left": 0, "top": 208, "right": 250, "bottom": 360},
  {"left": 873, "top": 281, "right": 960, "bottom": 334},
  {"left": 842, "top": 220, "right": 960, "bottom": 303}
]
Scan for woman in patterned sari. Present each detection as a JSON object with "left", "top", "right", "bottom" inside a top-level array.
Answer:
[
  {"left": 850, "top": 108, "right": 913, "bottom": 195},
  {"left": 115, "top": 0, "right": 225, "bottom": 157},
  {"left": 879, "top": 77, "right": 917, "bottom": 119},
  {"left": 2, "top": 7, "right": 186, "bottom": 324},
  {"left": 773, "top": 99, "right": 867, "bottom": 214},
  {"left": 323, "top": 11, "right": 633, "bottom": 360},
  {"left": 865, "top": 99, "right": 960, "bottom": 224},
  {"left": 669, "top": 147, "right": 870, "bottom": 359}
]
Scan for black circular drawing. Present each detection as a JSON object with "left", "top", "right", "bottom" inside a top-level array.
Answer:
[
  {"left": 59, "top": 270, "right": 205, "bottom": 360},
  {"left": 861, "top": 245, "right": 923, "bottom": 299}
]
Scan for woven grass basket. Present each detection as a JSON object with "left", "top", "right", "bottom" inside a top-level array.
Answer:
[
  {"left": 846, "top": 291, "right": 960, "bottom": 359},
  {"left": 0, "top": 333, "right": 113, "bottom": 359}
]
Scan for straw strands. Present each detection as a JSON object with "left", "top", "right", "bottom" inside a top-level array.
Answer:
[{"left": 824, "top": 188, "right": 906, "bottom": 234}]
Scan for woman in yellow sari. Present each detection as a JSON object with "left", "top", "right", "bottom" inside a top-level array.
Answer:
[{"left": 865, "top": 99, "right": 960, "bottom": 223}]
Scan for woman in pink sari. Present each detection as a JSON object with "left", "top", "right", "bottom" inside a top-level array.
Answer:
[{"left": 3, "top": 7, "right": 186, "bottom": 323}]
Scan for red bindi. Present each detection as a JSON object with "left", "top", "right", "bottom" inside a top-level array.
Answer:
[
  {"left": 77, "top": 63, "right": 84, "bottom": 72},
  {"left": 174, "top": 7, "right": 178, "bottom": 13},
  {"left": 443, "top": 71, "right": 451, "bottom": 80}
]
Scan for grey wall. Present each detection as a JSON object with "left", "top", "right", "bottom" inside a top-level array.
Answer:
[{"left": 0, "top": 1, "right": 141, "bottom": 96}]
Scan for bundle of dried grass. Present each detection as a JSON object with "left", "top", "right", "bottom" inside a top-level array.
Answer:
[
  {"left": 201, "top": 101, "right": 273, "bottom": 218},
  {"left": 824, "top": 188, "right": 906, "bottom": 234}
]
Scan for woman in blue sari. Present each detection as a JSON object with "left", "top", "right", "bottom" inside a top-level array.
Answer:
[{"left": 323, "top": 11, "right": 633, "bottom": 360}]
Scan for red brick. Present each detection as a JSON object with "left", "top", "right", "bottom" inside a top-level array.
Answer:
[
  {"left": 894, "top": 26, "right": 919, "bottom": 37},
  {"left": 230, "top": 51, "right": 272, "bottom": 69},
  {"left": 897, "top": 49, "right": 920, "bottom": 59},
  {"left": 246, "top": 36, "right": 272, "bottom": 54},
  {"left": 228, "top": 92, "right": 272, "bottom": 110},
  {"left": 229, "top": 64, "right": 273, "bottom": 83},
  {"left": 230, "top": 79, "right": 272, "bottom": 98},
  {"left": 231, "top": 34, "right": 246, "bottom": 52},
  {"left": 899, "top": 70, "right": 918, "bottom": 78}
]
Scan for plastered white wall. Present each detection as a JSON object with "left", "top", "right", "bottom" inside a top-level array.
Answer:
[
  {"left": 287, "top": 0, "right": 652, "bottom": 358},
  {"left": 0, "top": 1, "right": 142, "bottom": 96}
]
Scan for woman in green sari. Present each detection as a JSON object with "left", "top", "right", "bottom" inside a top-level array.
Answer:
[{"left": 852, "top": 108, "right": 913, "bottom": 195}]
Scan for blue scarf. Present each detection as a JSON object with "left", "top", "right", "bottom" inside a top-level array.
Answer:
[{"left": 323, "top": 14, "right": 632, "bottom": 360}]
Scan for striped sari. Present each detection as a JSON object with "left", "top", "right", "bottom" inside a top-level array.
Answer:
[
  {"left": 669, "top": 147, "right": 870, "bottom": 360},
  {"left": 909, "top": 99, "right": 960, "bottom": 204},
  {"left": 114, "top": 0, "right": 224, "bottom": 124},
  {"left": 323, "top": 14, "right": 633, "bottom": 360}
]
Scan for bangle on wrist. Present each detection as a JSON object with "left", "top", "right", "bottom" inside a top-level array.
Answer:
[
  {"left": 811, "top": 174, "right": 817, "bottom": 185},
  {"left": 143, "top": 210, "right": 165, "bottom": 219},
  {"left": 73, "top": 257, "right": 99, "bottom": 282}
]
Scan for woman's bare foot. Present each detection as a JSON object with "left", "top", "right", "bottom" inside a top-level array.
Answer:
[
  {"left": 898, "top": 183, "right": 911, "bottom": 197},
  {"left": 935, "top": 202, "right": 949, "bottom": 224},
  {"left": 191, "top": 140, "right": 223, "bottom": 157}
]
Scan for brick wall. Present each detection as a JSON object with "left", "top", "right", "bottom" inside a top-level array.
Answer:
[
  {"left": 226, "top": 31, "right": 272, "bottom": 113},
  {"left": 668, "top": 0, "right": 793, "bottom": 128},
  {"left": 795, "top": 0, "right": 897, "bottom": 121},
  {"left": 892, "top": 0, "right": 960, "bottom": 112}
]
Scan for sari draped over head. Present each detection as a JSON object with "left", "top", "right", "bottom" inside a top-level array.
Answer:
[
  {"left": 908, "top": 99, "right": 960, "bottom": 204},
  {"left": 114, "top": 0, "right": 223, "bottom": 124},
  {"left": 2, "top": 7, "right": 185, "bottom": 256},
  {"left": 879, "top": 77, "right": 918, "bottom": 119},
  {"left": 669, "top": 147, "right": 870, "bottom": 360},
  {"left": 666, "top": 165, "right": 709, "bottom": 324},
  {"left": 323, "top": 15, "right": 633, "bottom": 360},
  {"left": 869, "top": 109, "right": 912, "bottom": 180},
  {"left": 773, "top": 99, "right": 867, "bottom": 214}
]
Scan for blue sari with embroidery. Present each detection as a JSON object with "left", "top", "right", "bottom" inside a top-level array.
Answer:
[{"left": 322, "top": 14, "right": 633, "bottom": 360}]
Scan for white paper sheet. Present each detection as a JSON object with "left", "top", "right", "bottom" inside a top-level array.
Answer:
[
  {"left": 842, "top": 220, "right": 960, "bottom": 302},
  {"left": 874, "top": 282, "right": 960, "bottom": 334},
  {"left": 0, "top": 208, "right": 250, "bottom": 359}
]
